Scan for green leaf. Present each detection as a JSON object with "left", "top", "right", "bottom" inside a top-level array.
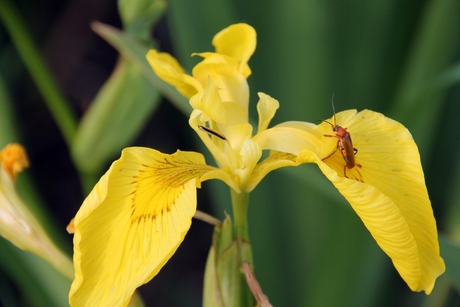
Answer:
[
  {"left": 0, "top": 238, "right": 71, "bottom": 307},
  {"left": 435, "top": 61, "right": 460, "bottom": 88},
  {"left": 92, "top": 21, "right": 191, "bottom": 116},
  {"left": 0, "top": 73, "right": 20, "bottom": 145},
  {"left": 439, "top": 235, "right": 460, "bottom": 291},
  {"left": 0, "top": 0, "right": 77, "bottom": 146},
  {"left": 72, "top": 60, "right": 161, "bottom": 173},
  {"left": 388, "top": 0, "right": 460, "bottom": 155}
]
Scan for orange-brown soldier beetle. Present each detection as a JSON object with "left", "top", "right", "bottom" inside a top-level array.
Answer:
[{"left": 322, "top": 98, "right": 362, "bottom": 180}]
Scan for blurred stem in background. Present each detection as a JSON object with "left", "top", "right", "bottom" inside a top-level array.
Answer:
[{"left": 0, "top": 0, "right": 77, "bottom": 147}]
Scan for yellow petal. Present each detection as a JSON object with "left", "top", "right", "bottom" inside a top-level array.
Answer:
[
  {"left": 189, "top": 77, "right": 247, "bottom": 126},
  {"left": 189, "top": 109, "right": 234, "bottom": 172},
  {"left": 234, "top": 139, "right": 262, "bottom": 189},
  {"left": 247, "top": 151, "right": 299, "bottom": 192},
  {"left": 225, "top": 122, "right": 254, "bottom": 155},
  {"left": 192, "top": 53, "right": 249, "bottom": 112},
  {"left": 253, "top": 121, "right": 322, "bottom": 155},
  {"left": 256, "top": 92, "right": 279, "bottom": 133},
  {"left": 303, "top": 109, "right": 445, "bottom": 294},
  {"left": 244, "top": 122, "right": 320, "bottom": 191},
  {"left": 70, "top": 148, "right": 221, "bottom": 307},
  {"left": 146, "top": 49, "right": 203, "bottom": 98},
  {"left": 212, "top": 23, "right": 256, "bottom": 77}
]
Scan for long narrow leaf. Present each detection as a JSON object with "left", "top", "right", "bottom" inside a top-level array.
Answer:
[{"left": 0, "top": 0, "right": 77, "bottom": 146}]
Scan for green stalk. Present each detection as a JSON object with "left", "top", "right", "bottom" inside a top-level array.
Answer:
[
  {"left": 0, "top": 0, "right": 77, "bottom": 146},
  {"left": 231, "top": 189, "right": 250, "bottom": 242}
]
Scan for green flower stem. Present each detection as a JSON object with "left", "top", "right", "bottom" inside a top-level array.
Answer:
[
  {"left": 0, "top": 0, "right": 77, "bottom": 146},
  {"left": 229, "top": 189, "right": 254, "bottom": 306},
  {"left": 231, "top": 189, "right": 250, "bottom": 242}
]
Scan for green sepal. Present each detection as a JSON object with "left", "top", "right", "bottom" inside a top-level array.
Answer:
[
  {"left": 118, "top": 0, "right": 166, "bottom": 42},
  {"left": 203, "top": 215, "right": 255, "bottom": 307},
  {"left": 71, "top": 60, "right": 161, "bottom": 173}
]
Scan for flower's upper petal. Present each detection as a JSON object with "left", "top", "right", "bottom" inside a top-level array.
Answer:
[
  {"left": 211, "top": 23, "right": 256, "bottom": 78},
  {"left": 189, "top": 78, "right": 247, "bottom": 126},
  {"left": 189, "top": 109, "right": 233, "bottom": 170},
  {"left": 146, "top": 49, "right": 203, "bottom": 98},
  {"left": 188, "top": 111, "right": 243, "bottom": 194},
  {"left": 235, "top": 139, "right": 262, "bottom": 189},
  {"left": 70, "top": 147, "right": 222, "bottom": 307},
  {"left": 256, "top": 92, "right": 279, "bottom": 134},
  {"left": 192, "top": 53, "right": 249, "bottom": 113},
  {"left": 306, "top": 109, "right": 445, "bottom": 294},
  {"left": 225, "top": 122, "right": 254, "bottom": 155}
]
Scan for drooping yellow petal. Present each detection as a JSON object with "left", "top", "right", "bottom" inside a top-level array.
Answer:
[
  {"left": 301, "top": 109, "right": 445, "bottom": 294},
  {"left": 146, "top": 49, "right": 203, "bottom": 98},
  {"left": 212, "top": 23, "right": 256, "bottom": 77},
  {"left": 70, "top": 148, "right": 224, "bottom": 307}
]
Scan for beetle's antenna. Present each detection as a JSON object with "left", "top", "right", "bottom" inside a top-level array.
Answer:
[{"left": 331, "top": 93, "right": 337, "bottom": 125}]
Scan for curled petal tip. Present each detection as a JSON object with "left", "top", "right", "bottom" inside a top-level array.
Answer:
[{"left": 0, "top": 143, "right": 29, "bottom": 179}]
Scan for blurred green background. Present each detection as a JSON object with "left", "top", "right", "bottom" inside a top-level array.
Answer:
[{"left": 1, "top": 0, "right": 460, "bottom": 306}]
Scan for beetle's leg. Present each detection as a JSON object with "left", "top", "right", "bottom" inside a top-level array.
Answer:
[
  {"left": 322, "top": 140, "right": 340, "bottom": 161},
  {"left": 344, "top": 163, "right": 363, "bottom": 182}
]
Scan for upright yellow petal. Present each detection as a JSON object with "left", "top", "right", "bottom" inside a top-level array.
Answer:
[
  {"left": 300, "top": 109, "right": 445, "bottom": 294},
  {"left": 234, "top": 139, "right": 262, "bottom": 189},
  {"left": 70, "top": 148, "right": 220, "bottom": 307},
  {"left": 146, "top": 49, "right": 203, "bottom": 98},
  {"left": 256, "top": 92, "right": 279, "bottom": 134},
  {"left": 192, "top": 53, "right": 249, "bottom": 112},
  {"left": 212, "top": 23, "right": 256, "bottom": 77}
]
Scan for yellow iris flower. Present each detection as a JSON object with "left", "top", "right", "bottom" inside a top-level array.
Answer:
[{"left": 69, "top": 23, "right": 444, "bottom": 306}]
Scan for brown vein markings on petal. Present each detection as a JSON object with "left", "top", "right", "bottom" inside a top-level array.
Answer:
[{"left": 128, "top": 155, "right": 212, "bottom": 225}]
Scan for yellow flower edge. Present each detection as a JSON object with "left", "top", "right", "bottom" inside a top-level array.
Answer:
[
  {"left": 299, "top": 109, "right": 445, "bottom": 294},
  {"left": 70, "top": 148, "right": 222, "bottom": 306},
  {"left": 211, "top": 23, "right": 256, "bottom": 77},
  {"left": 146, "top": 49, "right": 203, "bottom": 98},
  {"left": 146, "top": 23, "right": 255, "bottom": 104}
]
